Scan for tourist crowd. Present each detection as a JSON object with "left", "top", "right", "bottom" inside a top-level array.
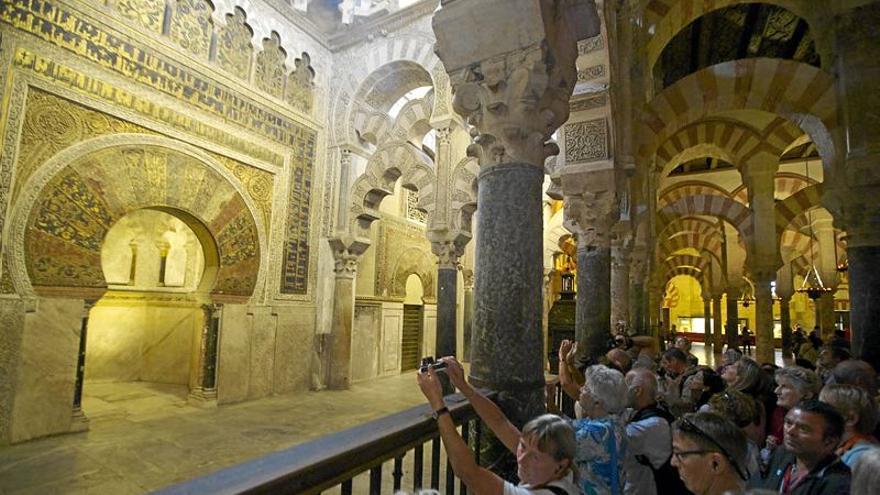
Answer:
[{"left": 415, "top": 328, "right": 880, "bottom": 495}]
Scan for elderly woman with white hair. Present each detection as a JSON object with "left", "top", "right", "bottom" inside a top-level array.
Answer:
[{"left": 560, "top": 357, "right": 628, "bottom": 494}]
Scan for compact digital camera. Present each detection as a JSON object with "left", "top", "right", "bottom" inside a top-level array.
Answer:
[{"left": 419, "top": 356, "right": 447, "bottom": 373}]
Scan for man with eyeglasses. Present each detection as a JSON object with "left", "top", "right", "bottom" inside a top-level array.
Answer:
[
  {"left": 670, "top": 411, "right": 749, "bottom": 495},
  {"left": 752, "top": 399, "right": 851, "bottom": 494}
]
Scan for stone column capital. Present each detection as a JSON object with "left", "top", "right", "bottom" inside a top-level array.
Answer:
[
  {"left": 328, "top": 235, "right": 370, "bottom": 279},
  {"left": 434, "top": 126, "right": 453, "bottom": 145},
  {"left": 434, "top": 0, "right": 600, "bottom": 168},
  {"left": 564, "top": 190, "right": 618, "bottom": 249},
  {"left": 431, "top": 239, "right": 466, "bottom": 269},
  {"left": 462, "top": 268, "right": 475, "bottom": 290}
]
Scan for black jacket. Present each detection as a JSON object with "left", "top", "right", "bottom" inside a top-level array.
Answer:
[{"left": 751, "top": 448, "right": 851, "bottom": 495}]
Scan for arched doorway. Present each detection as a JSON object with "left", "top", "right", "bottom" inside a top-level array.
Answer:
[
  {"left": 82, "top": 208, "right": 218, "bottom": 416},
  {"left": 7, "top": 137, "right": 263, "bottom": 441},
  {"left": 401, "top": 273, "right": 425, "bottom": 370}
]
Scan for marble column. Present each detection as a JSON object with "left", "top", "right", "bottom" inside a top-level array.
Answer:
[
  {"left": 702, "top": 297, "right": 712, "bottom": 348},
  {"left": 779, "top": 295, "right": 793, "bottom": 359},
  {"left": 830, "top": 2, "right": 880, "bottom": 370},
  {"left": 726, "top": 287, "right": 740, "bottom": 350},
  {"left": 189, "top": 303, "right": 222, "bottom": 405},
  {"left": 327, "top": 237, "right": 368, "bottom": 390},
  {"left": 562, "top": 172, "right": 618, "bottom": 363},
  {"left": 433, "top": 0, "right": 598, "bottom": 428},
  {"left": 71, "top": 300, "right": 95, "bottom": 431},
  {"left": 431, "top": 239, "right": 465, "bottom": 358},
  {"left": 753, "top": 277, "right": 775, "bottom": 364},
  {"left": 610, "top": 241, "right": 632, "bottom": 332},
  {"left": 577, "top": 239, "right": 612, "bottom": 361},
  {"left": 713, "top": 295, "right": 724, "bottom": 351},
  {"left": 817, "top": 292, "right": 837, "bottom": 340},
  {"left": 462, "top": 269, "right": 474, "bottom": 361}
]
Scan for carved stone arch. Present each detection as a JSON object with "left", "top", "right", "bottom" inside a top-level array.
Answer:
[
  {"left": 658, "top": 215, "right": 725, "bottom": 240},
  {"left": 657, "top": 194, "right": 754, "bottom": 241},
  {"left": 662, "top": 253, "right": 710, "bottom": 273},
  {"left": 662, "top": 266, "right": 706, "bottom": 289},
  {"left": 389, "top": 94, "right": 435, "bottom": 144},
  {"left": 638, "top": 59, "right": 839, "bottom": 176},
  {"left": 659, "top": 233, "right": 723, "bottom": 266},
  {"left": 645, "top": 0, "right": 823, "bottom": 76},
  {"left": 656, "top": 119, "right": 761, "bottom": 176},
  {"left": 450, "top": 156, "right": 479, "bottom": 233},
  {"left": 348, "top": 142, "right": 436, "bottom": 238},
  {"left": 7, "top": 134, "right": 266, "bottom": 300},
  {"left": 330, "top": 34, "right": 440, "bottom": 148},
  {"left": 658, "top": 181, "right": 740, "bottom": 209},
  {"left": 389, "top": 246, "right": 436, "bottom": 299},
  {"left": 776, "top": 183, "right": 823, "bottom": 235}
]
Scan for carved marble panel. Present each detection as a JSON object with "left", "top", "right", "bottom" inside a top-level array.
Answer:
[
  {"left": 578, "top": 35, "right": 604, "bottom": 55},
  {"left": 570, "top": 92, "right": 608, "bottom": 112},
  {"left": 255, "top": 33, "right": 287, "bottom": 99},
  {"left": 169, "top": 0, "right": 214, "bottom": 59},
  {"left": 577, "top": 64, "right": 606, "bottom": 83},
  {"left": 115, "top": 0, "right": 165, "bottom": 34},
  {"left": 216, "top": 8, "right": 254, "bottom": 81},
  {"left": 565, "top": 118, "right": 608, "bottom": 163},
  {"left": 285, "top": 52, "right": 315, "bottom": 115}
]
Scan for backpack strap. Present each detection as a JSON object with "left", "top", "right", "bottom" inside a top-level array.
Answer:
[{"left": 542, "top": 486, "right": 570, "bottom": 495}]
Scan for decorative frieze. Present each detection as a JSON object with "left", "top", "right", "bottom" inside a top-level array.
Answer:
[
  {"left": 565, "top": 118, "right": 608, "bottom": 163},
  {"left": 577, "top": 35, "right": 604, "bottom": 55},
  {"left": 570, "top": 92, "right": 608, "bottom": 112},
  {"left": 577, "top": 64, "right": 606, "bottom": 83}
]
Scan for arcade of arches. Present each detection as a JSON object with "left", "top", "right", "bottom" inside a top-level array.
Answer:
[{"left": 0, "top": 0, "right": 879, "bottom": 484}]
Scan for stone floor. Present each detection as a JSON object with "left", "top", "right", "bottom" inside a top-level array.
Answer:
[
  {"left": 0, "top": 344, "right": 787, "bottom": 494},
  {"left": 0, "top": 373, "right": 429, "bottom": 494}
]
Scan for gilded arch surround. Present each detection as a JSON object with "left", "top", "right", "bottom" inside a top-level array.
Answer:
[{"left": 7, "top": 134, "right": 268, "bottom": 299}]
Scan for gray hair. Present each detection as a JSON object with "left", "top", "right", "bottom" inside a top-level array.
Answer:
[
  {"left": 583, "top": 364, "right": 627, "bottom": 414},
  {"left": 852, "top": 447, "right": 880, "bottom": 495},
  {"left": 775, "top": 366, "right": 821, "bottom": 399},
  {"left": 820, "top": 384, "right": 879, "bottom": 435},
  {"left": 626, "top": 367, "right": 658, "bottom": 397}
]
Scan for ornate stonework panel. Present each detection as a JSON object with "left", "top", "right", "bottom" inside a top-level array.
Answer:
[
  {"left": 14, "top": 88, "right": 149, "bottom": 202},
  {"left": 285, "top": 52, "right": 315, "bottom": 115},
  {"left": 210, "top": 153, "right": 274, "bottom": 234},
  {"left": 169, "top": 0, "right": 214, "bottom": 59},
  {"left": 375, "top": 216, "right": 435, "bottom": 299},
  {"left": 280, "top": 135, "right": 316, "bottom": 295},
  {"left": 405, "top": 189, "right": 426, "bottom": 223},
  {"left": 570, "top": 92, "right": 608, "bottom": 112},
  {"left": 0, "top": 2, "right": 313, "bottom": 149},
  {"left": 565, "top": 118, "right": 608, "bottom": 163},
  {"left": 216, "top": 9, "right": 254, "bottom": 81},
  {"left": 255, "top": 33, "right": 287, "bottom": 99},
  {"left": 578, "top": 35, "right": 604, "bottom": 55},
  {"left": 115, "top": 0, "right": 165, "bottom": 34},
  {"left": 577, "top": 64, "right": 606, "bottom": 83},
  {"left": 12, "top": 49, "right": 282, "bottom": 166},
  {"left": 25, "top": 145, "right": 261, "bottom": 296}
]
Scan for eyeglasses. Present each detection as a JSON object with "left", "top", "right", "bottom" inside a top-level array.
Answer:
[
  {"left": 678, "top": 416, "right": 748, "bottom": 480},
  {"left": 672, "top": 449, "right": 713, "bottom": 462}
]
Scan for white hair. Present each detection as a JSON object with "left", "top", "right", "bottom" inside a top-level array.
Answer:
[{"left": 584, "top": 364, "right": 627, "bottom": 414}]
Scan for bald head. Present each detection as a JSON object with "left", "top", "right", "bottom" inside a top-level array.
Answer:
[
  {"left": 830, "top": 359, "right": 878, "bottom": 397},
  {"left": 607, "top": 348, "right": 633, "bottom": 374}
]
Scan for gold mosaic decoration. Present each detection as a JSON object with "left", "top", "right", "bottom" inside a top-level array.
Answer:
[
  {"left": 216, "top": 8, "right": 253, "bottom": 81},
  {"left": 255, "top": 33, "right": 287, "bottom": 99},
  {"left": 25, "top": 145, "right": 261, "bottom": 295},
  {"left": 169, "top": 0, "right": 214, "bottom": 59},
  {"left": 115, "top": 0, "right": 165, "bottom": 34},
  {"left": 210, "top": 152, "right": 274, "bottom": 233}
]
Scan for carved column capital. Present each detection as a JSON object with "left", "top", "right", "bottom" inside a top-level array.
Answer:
[
  {"left": 435, "top": 126, "right": 453, "bottom": 146},
  {"left": 462, "top": 268, "right": 475, "bottom": 290},
  {"left": 434, "top": 0, "right": 600, "bottom": 168},
  {"left": 432, "top": 239, "right": 465, "bottom": 269},
  {"left": 564, "top": 190, "right": 618, "bottom": 249},
  {"left": 328, "top": 235, "right": 369, "bottom": 279}
]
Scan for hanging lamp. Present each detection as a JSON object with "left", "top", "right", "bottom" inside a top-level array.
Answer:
[{"left": 795, "top": 160, "right": 833, "bottom": 300}]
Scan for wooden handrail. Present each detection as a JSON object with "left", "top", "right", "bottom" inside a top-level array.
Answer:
[{"left": 153, "top": 391, "right": 494, "bottom": 495}]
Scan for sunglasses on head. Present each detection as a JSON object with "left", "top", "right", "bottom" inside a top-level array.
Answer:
[{"left": 678, "top": 416, "right": 748, "bottom": 480}]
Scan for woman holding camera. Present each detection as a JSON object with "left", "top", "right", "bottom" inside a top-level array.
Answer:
[{"left": 417, "top": 357, "right": 581, "bottom": 495}]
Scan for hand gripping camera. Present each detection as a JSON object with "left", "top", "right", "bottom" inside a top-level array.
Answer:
[{"left": 419, "top": 356, "right": 447, "bottom": 373}]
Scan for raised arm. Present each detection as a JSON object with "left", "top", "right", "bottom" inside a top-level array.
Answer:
[
  {"left": 439, "top": 357, "right": 521, "bottom": 454},
  {"left": 417, "top": 368, "right": 505, "bottom": 495},
  {"left": 558, "top": 340, "right": 583, "bottom": 401}
]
